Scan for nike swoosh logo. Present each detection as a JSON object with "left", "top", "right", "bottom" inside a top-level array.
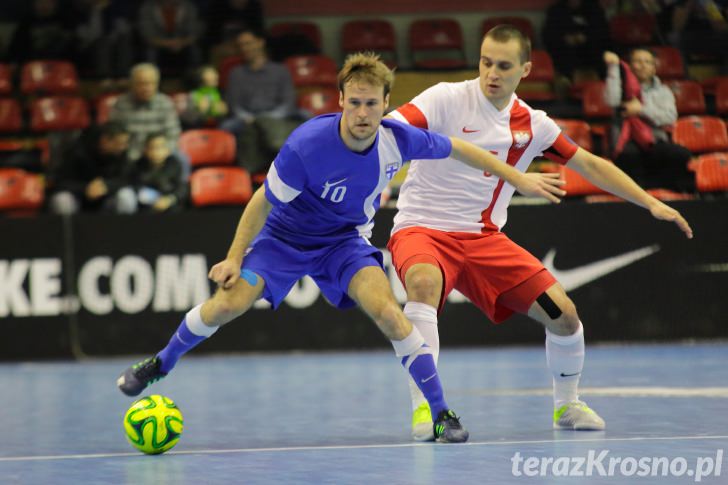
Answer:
[
  {"left": 325, "top": 178, "right": 348, "bottom": 186},
  {"left": 421, "top": 373, "right": 437, "bottom": 384},
  {"left": 560, "top": 372, "right": 581, "bottom": 377},
  {"left": 462, "top": 127, "right": 480, "bottom": 133},
  {"left": 542, "top": 245, "right": 660, "bottom": 292}
]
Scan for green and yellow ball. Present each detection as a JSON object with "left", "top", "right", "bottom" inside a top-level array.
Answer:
[{"left": 123, "top": 395, "right": 183, "bottom": 455}]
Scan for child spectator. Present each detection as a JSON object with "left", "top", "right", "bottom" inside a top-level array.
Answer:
[
  {"left": 181, "top": 65, "right": 228, "bottom": 128},
  {"left": 135, "top": 132, "right": 188, "bottom": 212}
]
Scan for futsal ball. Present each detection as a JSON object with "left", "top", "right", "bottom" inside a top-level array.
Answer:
[{"left": 123, "top": 395, "right": 184, "bottom": 455}]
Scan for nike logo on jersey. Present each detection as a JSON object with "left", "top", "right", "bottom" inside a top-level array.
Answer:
[
  {"left": 462, "top": 127, "right": 480, "bottom": 133},
  {"left": 324, "top": 177, "right": 348, "bottom": 187},
  {"left": 560, "top": 372, "right": 581, "bottom": 378},
  {"left": 542, "top": 245, "right": 660, "bottom": 292},
  {"left": 421, "top": 373, "right": 437, "bottom": 384}
]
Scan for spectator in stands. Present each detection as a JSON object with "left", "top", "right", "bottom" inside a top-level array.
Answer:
[
  {"left": 205, "top": 0, "right": 264, "bottom": 48},
  {"left": 47, "top": 121, "right": 137, "bottom": 215},
  {"left": 604, "top": 48, "right": 695, "bottom": 191},
  {"left": 109, "top": 63, "right": 183, "bottom": 165},
  {"left": 220, "top": 27, "right": 300, "bottom": 174},
  {"left": 7, "top": 0, "right": 76, "bottom": 63},
  {"left": 542, "top": 0, "right": 610, "bottom": 80},
  {"left": 181, "top": 65, "right": 228, "bottom": 128},
  {"left": 72, "top": 0, "right": 135, "bottom": 86},
  {"left": 138, "top": 0, "right": 203, "bottom": 72},
  {"left": 660, "top": 0, "right": 728, "bottom": 73},
  {"left": 135, "top": 132, "right": 188, "bottom": 212}
]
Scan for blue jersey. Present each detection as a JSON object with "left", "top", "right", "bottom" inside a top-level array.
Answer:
[{"left": 263, "top": 113, "right": 452, "bottom": 247}]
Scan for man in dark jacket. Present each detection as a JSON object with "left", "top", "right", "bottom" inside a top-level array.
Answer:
[{"left": 47, "top": 122, "right": 137, "bottom": 214}]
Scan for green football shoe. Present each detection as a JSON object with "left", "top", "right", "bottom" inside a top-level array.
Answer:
[
  {"left": 411, "top": 401, "right": 435, "bottom": 442},
  {"left": 553, "top": 400, "right": 606, "bottom": 430}
]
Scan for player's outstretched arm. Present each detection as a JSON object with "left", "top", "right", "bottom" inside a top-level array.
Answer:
[
  {"left": 567, "top": 147, "right": 693, "bottom": 239},
  {"left": 449, "top": 137, "right": 566, "bottom": 203},
  {"left": 208, "top": 186, "right": 273, "bottom": 289}
]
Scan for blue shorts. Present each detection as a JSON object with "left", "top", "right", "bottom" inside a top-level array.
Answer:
[{"left": 240, "top": 229, "right": 384, "bottom": 309}]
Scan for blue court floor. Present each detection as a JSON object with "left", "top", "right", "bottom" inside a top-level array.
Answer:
[{"left": 1, "top": 342, "right": 726, "bottom": 484}]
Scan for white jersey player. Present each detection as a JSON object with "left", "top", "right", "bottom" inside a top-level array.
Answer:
[{"left": 387, "top": 25, "right": 693, "bottom": 441}]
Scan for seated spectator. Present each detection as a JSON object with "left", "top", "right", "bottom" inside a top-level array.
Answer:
[
  {"left": 72, "top": 0, "right": 135, "bottom": 85},
  {"left": 604, "top": 48, "right": 694, "bottom": 191},
  {"left": 661, "top": 0, "right": 728, "bottom": 74},
  {"left": 47, "top": 122, "right": 137, "bottom": 215},
  {"left": 542, "top": 0, "right": 610, "bottom": 80},
  {"left": 7, "top": 0, "right": 76, "bottom": 63},
  {"left": 205, "top": 0, "right": 264, "bottom": 49},
  {"left": 135, "top": 132, "right": 188, "bottom": 212},
  {"left": 220, "top": 27, "right": 300, "bottom": 174},
  {"left": 138, "top": 0, "right": 202, "bottom": 73},
  {"left": 109, "top": 63, "right": 185, "bottom": 168},
  {"left": 181, "top": 65, "right": 228, "bottom": 128}
]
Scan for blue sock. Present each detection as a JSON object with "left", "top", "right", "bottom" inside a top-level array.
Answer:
[
  {"left": 156, "top": 318, "right": 207, "bottom": 373},
  {"left": 402, "top": 346, "right": 448, "bottom": 417}
]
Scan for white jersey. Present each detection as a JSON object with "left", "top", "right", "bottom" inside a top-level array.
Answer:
[{"left": 389, "top": 79, "right": 578, "bottom": 234}]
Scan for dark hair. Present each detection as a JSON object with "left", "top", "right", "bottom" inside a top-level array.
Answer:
[
  {"left": 483, "top": 24, "right": 532, "bottom": 64},
  {"left": 99, "top": 121, "right": 128, "bottom": 138},
  {"left": 628, "top": 47, "right": 656, "bottom": 61},
  {"left": 144, "top": 132, "right": 167, "bottom": 145},
  {"left": 236, "top": 26, "right": 268, "bottom": 42}
]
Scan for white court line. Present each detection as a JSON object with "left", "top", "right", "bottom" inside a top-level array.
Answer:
[
  {"left": 458, "top": 387, "right": 728, "bottom": 398},
  {"left": 2, "top": 435, "right": 728, "bottom": 463}
]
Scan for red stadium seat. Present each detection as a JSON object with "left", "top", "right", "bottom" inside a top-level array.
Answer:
[
  {"left": 298, "top": 87, "right": 340, "bottom": 117},
  {"left": 552, "top": 119, "right": 592, "bottom": 151},
  {"left": 650, "top": 46, "right": 684, "bottom": 80},
  {"left": 179, "top": 129, "right": 236, "bottom": 167},
  {"left": 665, "top": 80, "right": 706, "bottom": 116},
  {"left": 581, "top": 81, "right": 613, "bottom": 119},
  {"left": 218, "top": 55, "right": 244, "bottom": 91},
  {"left": 190, "top": 166, "right": 253, "bottom": 207},
  {"left": 342, "top": 20, "right": 397, "bottom": 68},
  {"left": 517, "top": 50, "right": 556, "bottom": 101},
  {"left": 0, "top": 98, "right": 23, "bottom": 133},
  {"left": 0, "top": 168, "right": 45, "bottom": 211},
  {"left": 691, "top": 152, "right": 728, "bottom": 192},
  {"left": 672, "top": 116, "right": 728, "bottom": 154},
  {"left": 30, "top": 96, "right": 90, "bottom": 132},
  {"left": 609, "top": 13, "right": 656, "bottom": 46},
  {"left": 20, "top": 60, "right": 79, "bottom": 95},
  {"left": 481, "top": 16, "right": 535, "bottom": 42},
  {"left": 716, "top": 78, "right": 728, "bottom": 116},
  {"left": 269, "top": 22, "right": 322, "bottom": 51},
  {"left": 409, "top": 18, "right": 467, "bottom": 69},
  {"left": 542, "top": 162, "right": 606, "bottom": 196},
  {"left": 0, "top": 64, "right": 12, "bottom": 95},
  {"left": 94, "top": 93, "right": 120, "bottom": 125},
  {"left": 284, "top": 55, "right": 338, "bottom": 88}
]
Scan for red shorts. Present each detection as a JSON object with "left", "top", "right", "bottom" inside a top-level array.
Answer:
[{"left": 387, "top": 227, "right": 556, "bottom": 323}]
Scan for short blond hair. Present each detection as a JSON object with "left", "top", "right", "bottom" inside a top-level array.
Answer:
[{"left": 337, "top": 52, "right": 394, "bottom": 97}]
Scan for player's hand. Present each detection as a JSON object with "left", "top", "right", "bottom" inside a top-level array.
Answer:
[
  {"left": 649, "top": 202, "right": 693, "bottom": 239},
  {"left": 515, "top": 172, "right": 566, "bottom": 204},
  {"left": 208, "top": 258, "right": 242, "bottom": 289}
]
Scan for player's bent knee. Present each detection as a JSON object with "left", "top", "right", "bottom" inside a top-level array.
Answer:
[
  {"left": 538, "top": 291, "right": 580, "bottom": 335},
  {"left": 405, "top": 267, "right": 441, "bottom": 301}
]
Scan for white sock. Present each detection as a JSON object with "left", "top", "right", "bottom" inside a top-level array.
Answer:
[
  {"left": 185, "top": 303, "right": 218, "bottom": 337},
  {"left": 545, "top": 322, "right": 584, "bottom": 409},
  {"left": 404, "top": 302, "right": 439, "bottom": 411}
]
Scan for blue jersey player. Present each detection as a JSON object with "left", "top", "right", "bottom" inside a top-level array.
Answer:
[{"left": 117, "top": 53, "right": 566, "bottom": 443}]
